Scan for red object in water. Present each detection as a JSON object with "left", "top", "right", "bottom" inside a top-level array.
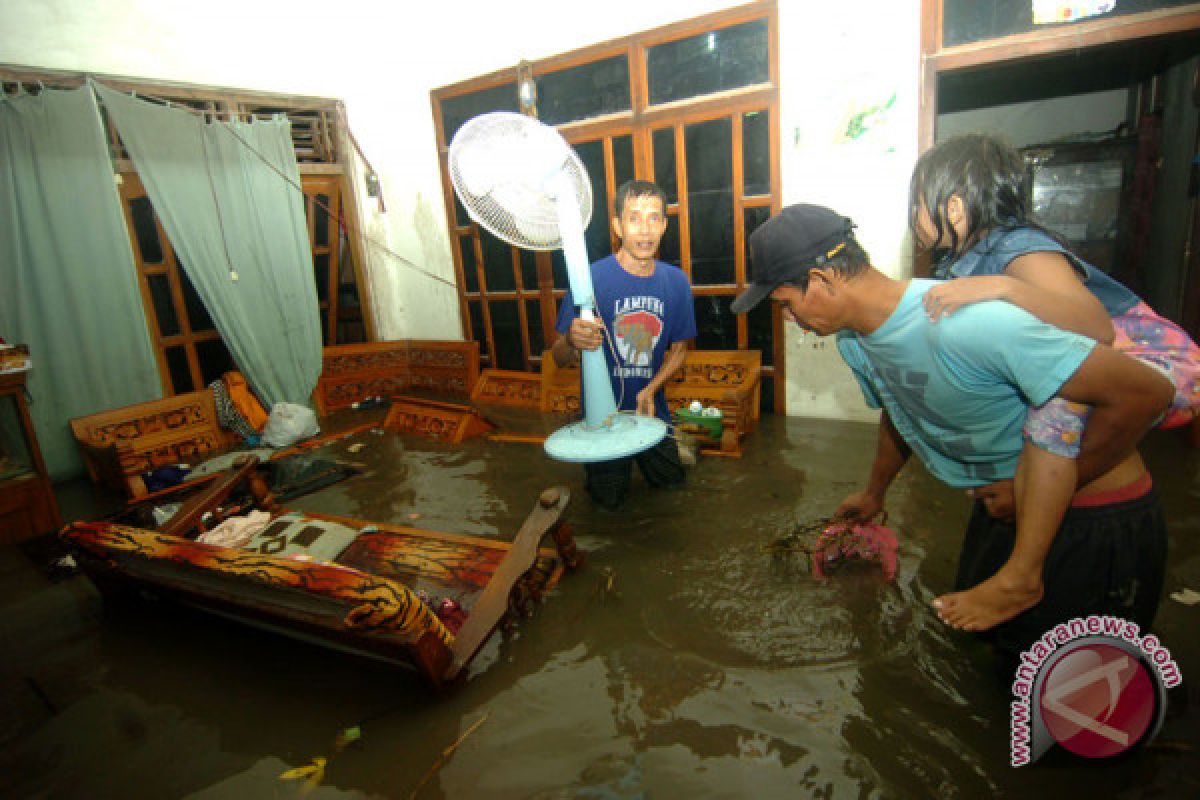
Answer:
[{"left": 811, "top": 520, "right": 898, "bottom": 581}]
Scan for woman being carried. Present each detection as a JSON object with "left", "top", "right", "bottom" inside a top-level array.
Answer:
[{"left": 909, "top": 133, "right": 1199, "bottom": 631}]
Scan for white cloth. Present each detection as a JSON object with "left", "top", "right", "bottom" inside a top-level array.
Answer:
[{"left": 196, "top": 510, "right": 273, "bottom": 549}]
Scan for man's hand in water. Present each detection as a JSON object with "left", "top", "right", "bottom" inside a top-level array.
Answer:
[
  {"left": 968, "top": 479, "right": 1015, "bottom": 520},
  {"left": 833, "top": 490, "right": 884, "bottom": 523}
]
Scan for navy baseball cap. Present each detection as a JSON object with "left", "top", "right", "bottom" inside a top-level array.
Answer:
[{"left": 730, "top": 204, "right": 856, "bottom": 314}]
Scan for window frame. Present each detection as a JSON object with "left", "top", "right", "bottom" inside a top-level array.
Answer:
[{"left": 431, "top": 0, "right": 784, "bottom": 409}]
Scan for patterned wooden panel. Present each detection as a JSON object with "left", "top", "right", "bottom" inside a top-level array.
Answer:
[
  {"left": 539, "top": 350, "right": 582, "bottom": 414},
  {"left": 471, "top": 369, "right": 542, "bottom": 408},
  {"left": 338, "top": 529, "right": 505, "bottom": 589},
  {"left": 71, "top": 391, "right": 222, "bottom": 447},
  {"left": 315, "top": 341, "right": 481, "bottom": 414},
  {"left": 382, "top": 397, "right": 495, "bottom": 443},
  {"left": 537, "top": 349, "right": 762, "bottom": 455},
  {"left": 115, "top": 429, "right": 228, "bottom": 474},
  {"left": 62, "top": 521, "right": 452, "bottom": 646}
]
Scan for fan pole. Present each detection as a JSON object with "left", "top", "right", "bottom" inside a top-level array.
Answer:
[{"left": 553, "top": 175, "right": 618, "bottom": 430}]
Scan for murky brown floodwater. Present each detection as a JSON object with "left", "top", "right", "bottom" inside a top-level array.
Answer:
[{"left": 3, "top": 411, "right": 1198, "bottom": 798}]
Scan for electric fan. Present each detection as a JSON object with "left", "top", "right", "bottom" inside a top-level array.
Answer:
[{"left": 448, "top": 112, "right": 667, "bottom": 463}]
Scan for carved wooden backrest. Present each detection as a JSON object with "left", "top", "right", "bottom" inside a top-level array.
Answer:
[
  {"left": 539, "top": 350, "right": 582, "bottom": 415},
  {"left": 537, "top": 348, "right": 762, "bottom": 428},
  {"left": 69, "top": 390, "right": 236, "bottom": 495},
  {"left": 69, "top": 390, "right": 227, "bottom": 450},
  {"left": 314, "top": 340, "right": 481, "bottom": 415},
  {"left": 665, "top": 349, "right": 762, "bottom": 427},
  {"left": 471, "top": 368, "right": 542, "bottom": 408}
]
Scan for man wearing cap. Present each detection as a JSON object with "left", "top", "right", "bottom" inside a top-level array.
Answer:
[
  {"left": 551, "top": 180, "right": 697, "bottom": 511},
  {"left": 731, "top": 204, "right": 1171, "bottom": 661}
]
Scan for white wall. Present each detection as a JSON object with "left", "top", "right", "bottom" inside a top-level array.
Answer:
[
  {"left": 776, "top": 1, "right": 919, "bottom": 420},
  {"left": 0, "top": 0, "right": 922, "bottom": 421}
]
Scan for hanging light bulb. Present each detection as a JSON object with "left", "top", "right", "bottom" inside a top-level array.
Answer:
[{"left": 516, "top": 60, "right": 538, "bottom": 118}]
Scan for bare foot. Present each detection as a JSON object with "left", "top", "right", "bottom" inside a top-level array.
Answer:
[{"left": 932, "top": 567, "right": 1044, "bottom": 631}]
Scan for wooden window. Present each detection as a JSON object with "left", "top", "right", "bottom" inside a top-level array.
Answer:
[
  {"left": 118, "top": 173, "right": 364, "bottom": 395},
  {"left": 1, "top": 67, "right": 375, "bottom": 394},
  {"left": 433, "top": 1, "right": 783, "bottom": 410}
]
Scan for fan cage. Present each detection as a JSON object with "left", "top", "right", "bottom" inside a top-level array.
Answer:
[{"left": 448, "top": 112, "right": 593, "bottom": 251}]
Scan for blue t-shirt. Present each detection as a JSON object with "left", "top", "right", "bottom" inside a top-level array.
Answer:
[
  {"left": 837, "top": 279, "right": 1095, "bottom": 488},
  {"left": 555, "top": 255, "right": 697, "bottom": 422},
  {"left": 934, "top": 227, "right": 1139, "bottom": 317}
]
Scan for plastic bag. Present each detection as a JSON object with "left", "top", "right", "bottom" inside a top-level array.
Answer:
[{"left": 262, "top": 402, "right": 320, "bottom": 448}]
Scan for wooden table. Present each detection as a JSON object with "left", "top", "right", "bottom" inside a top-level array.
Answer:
[{"left": 0, "top": 370, "right": 62, "bottom": 543}]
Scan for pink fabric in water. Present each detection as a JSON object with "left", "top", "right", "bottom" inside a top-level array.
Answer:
[{"left": 811, "top": 520, "right": 898, "bottom": 581}]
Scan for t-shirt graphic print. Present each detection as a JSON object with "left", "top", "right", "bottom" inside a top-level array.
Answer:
[{"left": 614, "top": 304, "right": 664, "bottom": 370}]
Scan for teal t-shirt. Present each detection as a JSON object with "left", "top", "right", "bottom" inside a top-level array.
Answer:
[{"left": 836, "top": 279, "right": 1095, "bottom": 488}]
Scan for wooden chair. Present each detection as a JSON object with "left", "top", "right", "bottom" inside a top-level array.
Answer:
[{"left": 70, "top": 390, "right": 238, "bottom": 499}]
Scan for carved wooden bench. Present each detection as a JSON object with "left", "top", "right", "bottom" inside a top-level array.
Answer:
[
  {"left": 314, "top": 340, "right": 481, "bottom": 415},
  {"left": 538, "top": 348, "right": 762, "bottom": 456},
  {"left": 70, "top": 390, "right": 239, "bottom": 499},
  {"left": 470, "top": 369, "right": 542, "bottom": 409}
]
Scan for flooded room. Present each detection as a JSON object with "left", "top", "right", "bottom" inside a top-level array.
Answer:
[{"left": 2, "top": 1, "right": 1199, "bottom": 797}]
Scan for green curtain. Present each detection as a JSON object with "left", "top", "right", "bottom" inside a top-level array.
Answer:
[
  {"left": 0, "top": 86, "right": 161, "bottom": 480},
  {"left": 93, "top": 82, "right": 322, "bottom": 410}
]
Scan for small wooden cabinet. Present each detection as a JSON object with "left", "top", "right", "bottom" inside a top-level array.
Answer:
[{"left": 0, "top": 370, "right": 62, "bottom": 543}]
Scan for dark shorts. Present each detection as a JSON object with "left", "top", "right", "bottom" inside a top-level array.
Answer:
[
  {"left": 955, "top": 487, "right": 1168, "bottom": 659},
  {"left": 583, "top": 436, "right": 685, "bottom": 511}
]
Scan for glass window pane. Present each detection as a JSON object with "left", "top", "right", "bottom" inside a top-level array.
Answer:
[
  {"left": 165, "top": 346, "right": 193, "bottom": 394},
  {"left": 520, "top": 250, "right": 538, "bottom": 291},
  {"left": 692, "top": 295, "right": 738, "bottom": 350},
  {"left": 148, "top": 274, "right": 180, "bottom": 337},
  {"left": 748, "top": 300, "right": 773, "bottom": 367},
  {"left": 459, "top": 235, "right": 479, "bottom": 294},
  {"left": 572, "top": 140, "right": 612, "bottom": 264},
  {"left": 612, "top": 134, "right": 634, "bottom": 192},
  {"left": 468, "top": 301, "right": 487, "bottom": 358},
  {"left": 313, "top": 194, "right": 330, "bottom": 246},
  {"left": 647, "top": 19, "right": 769, "bottom": 105},
  {"left": 686, "top": 117, "right": 732, "bottom": 193},
  {"left": 129, "top": 196, "right": 163, "bottom": 264},
  {"left": 659, "top": 214, "right": 681, "bottom": 266},
  {"left": 536, "top": 55, "right": 631, "bottom": 125},
  {"left": 489, "top": 300, "right": 523, "bottom": 370},
  {"left": 551, "top": 251, "right": 568, "bottom": 290},
  {"left": 196, "top": 338, "right": 235, "bottom": 386},
  {"left": 652, "top": 128, "right": 678, "bottom": 203},
  {"left": 940, "top": 0, "right": 1188, "bottom": 47},
  {"left": 480, "top": 228, "right": 516, "bottom": 292},
  {"left": 688, "top": 191, "right": 734, "bottom": 284},
  {"left": 526, "top": 299, "right": 545, "bottom": 358},
  {"left": 179, "top": 264, "right": 215, "bottom": 332},
  {"left": 440, "top": 82, "right": 518, "bottom": 146},
  {"left": 744, "top": 206, "right": 772, "bottom": 278},
  {"left": 313, "top": 252, "right": 330, "bottom": 301},
  {"left": 743, "top": 109, "right": 770, "bottom": 196},
  {"left": 454, "top": 192, "right": 471, "bottom": 228}
]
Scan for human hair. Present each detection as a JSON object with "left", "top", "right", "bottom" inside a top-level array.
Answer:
[
  {"left": 789, "top": 236, "right": 871, "bottom": 291},
  {"left": 614, "top": 180, "right": 667, "bottom": 217},
  {"left": 908, "top": 134, "right": 1029, "bottom": 262}
]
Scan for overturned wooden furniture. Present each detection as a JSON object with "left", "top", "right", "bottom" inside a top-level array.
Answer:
[
  {"left": 538, "top": 348, "right": 762, "bottom": 456},
  {"left": 471, "top": 368, "right": 542, "bottom": 409},
  {"left": 70, "top": 390, "right": 239, "bottom": 499},
  {"left": 60, "top": 459, "right": 580, "bottom": 687},
  {"left": 382, "top": 396, "right": 496, "bottom": 444},
  {"left": 314, "top": 340, "right": 480, "bottom": 415}
]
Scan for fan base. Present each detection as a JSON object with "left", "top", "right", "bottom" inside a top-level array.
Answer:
[{"left": 543, "top": 414, "right": 667, "bottom": 463}]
